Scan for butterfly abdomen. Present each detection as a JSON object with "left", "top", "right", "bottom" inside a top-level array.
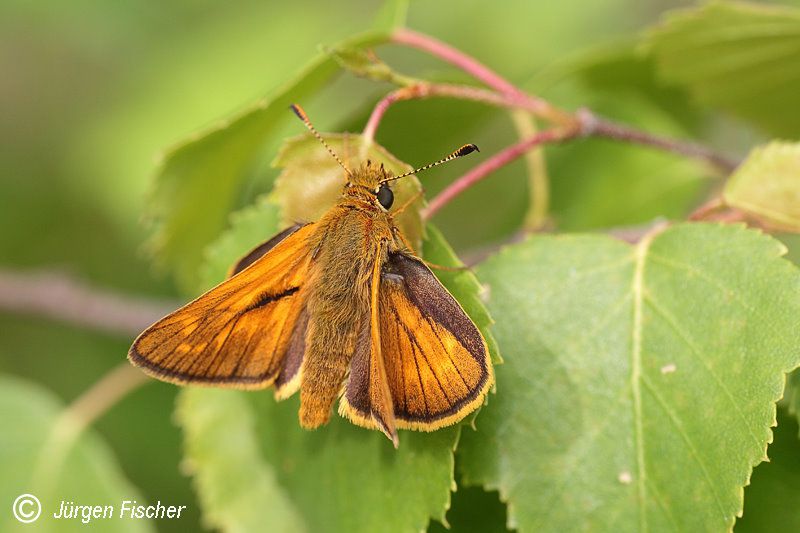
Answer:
[{"left": 298, "top": 208, "right": 389, "bottom": 428}]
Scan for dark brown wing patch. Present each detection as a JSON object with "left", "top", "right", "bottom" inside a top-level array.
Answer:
[
  {"left": 273, "top": 307, "right": 310, "bottom": 399},
  {"left": 342, "top": 317, "right": 374, "bottom": 420}
]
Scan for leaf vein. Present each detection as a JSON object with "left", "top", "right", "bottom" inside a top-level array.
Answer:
[
  {"left": 640, "top": 374, "right": 729, "bottom": 521},
  {"left": 631, "top": 233, "right": 650, "bottom": 532},
  {"left": 647, "top": 253, "right": 754, "bottom": 312},
  {"left": 644, "top": 293, "right": 762, "bottom": 449}
]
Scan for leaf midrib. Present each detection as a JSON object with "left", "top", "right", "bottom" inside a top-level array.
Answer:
[
  {"left": 631, "top": 230, "right": 735, "bottom": 530},
  {"left": 631, "top": 232, "right": 651, "bottom": 532}
]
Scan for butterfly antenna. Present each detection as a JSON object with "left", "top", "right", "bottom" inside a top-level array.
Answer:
[
  {"left": 289, "top": 104, "right": 353, "bottom": 178},
  {"left": 380, "top": 144, "right": 479, "bottom": 184}
]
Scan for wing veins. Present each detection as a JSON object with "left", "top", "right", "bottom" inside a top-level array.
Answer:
[
  {"left": 203, "top": 289, "right": 301, "bottom": 380},
  {"left": 179, "top": 285, "right": 300, "bottom": 378},
  {"left": 149, "top": 288, "right": 242, "bottom": 334},
  {"left": 398, "top": 319, "right": 431, "bottom": 418},
  {"left": 169, "top": 308, "right": 228, "bottom": 371},
  {"left": 400, "top": 317, "right": 452, "bottom": 404},
  {"left": 148, "top": 312, "right": 205, "bottom": 334},
  {"left": 424, "top": 314, "right": 471, "bottom": 391},
  {"left": 205, "top": 313, "right": 243, "bottom": 377},
  {"left": 395, "top": 319, "right": 408, "bottom": 413},
  {"left": 227, "top": 318, "right": 262, "bottom": 378},
  {"left": 182, "top": 309, "right": 241, "bottom": 376},
  {"left": 384, "top": 311, "right": 408, "bottom": 413}
]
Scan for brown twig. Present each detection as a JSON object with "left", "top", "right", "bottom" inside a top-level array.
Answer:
[
  {"left": 0, "top": 269, "right": 177, "bottom": 337},
  {"left": 688, "top": 197, "right": 727, "bottom": 221},
  {"left": 578, "top": 110, "right": 738, "bottom": 174}
]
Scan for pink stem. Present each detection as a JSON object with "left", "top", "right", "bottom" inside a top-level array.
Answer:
[
  {"left": 363, "top": 96, "right": 395, "bottom": 144},
  {"left": 424, "top": 128, "right": 573, "bottom": 219},
  {"left": 392, "top": 28, "right": 572, "bottom": 125},
  {"left": 384, "top": 30, "right": 738, "bottom": 217},
  {"left": 394, "top": 28, "right": 522, "bottom": 96},
  {"left": 363, "top": 83, "right": 539, "bottom": 143},
  {"left": 390, "top": 30, "right": 736, "bottom": 171}
]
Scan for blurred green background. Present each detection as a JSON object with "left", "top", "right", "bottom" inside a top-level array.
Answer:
[{"left": 1, "top": 1, "right": 798, "bottom": 531}]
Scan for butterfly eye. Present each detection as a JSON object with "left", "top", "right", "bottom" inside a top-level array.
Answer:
[{"left": 376, "top": 184, "right": 394, "bottom": 209}]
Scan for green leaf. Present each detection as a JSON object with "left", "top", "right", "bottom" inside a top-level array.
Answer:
[
  {"left": 249, "top": 394, "right": 460, "bottom": 533},
  {"left": 786, "top": 369, "right": 800, "bottom": 432},
  {"left": 371, "top": 0, "right": 410, "bottom": 32},
  {"left": 271, "top": 133, "right": 424, "bottom": 251},
  {"left": 571, "top": 40, "right": 701, "bottom": 132},
  {"left": 146, "top": 31, "right": 391, "bottom": 290},
  {"left": 327, "top": 46, "right": 418, "bottom": 86},
  {"left": 178, "top": 348, "right": 458, "bottom": 533},
  {"left": 645, "top": 1, "right": 800, "bottom": 137},
  {"left": 781, "top": 234, "right": 800, "bottom": 432},
  {"left": 0, "top": 375, "right": 153, "bottom": 533},
  {"left": 736, "top": 409, "right": 800, "bottom": 532},
  {"left": 724, "top": 141, "right": 800, "bottom": 232},
  {"left": 428, "top": 486, "right": 511, "bottom": 533},
  {"left": 422, "top": 225, "right": 500, "bottom": 364},
  {"left": 458, "top": 223, "right": 800, "bottom": 531},
  {"left": 199, "top": 196, "right": 282, "bottom": 290},
  {"left": 176, "top": 388, "right": 306, "bottom": 533}
]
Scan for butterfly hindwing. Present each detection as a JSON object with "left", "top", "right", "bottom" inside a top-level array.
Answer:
[
  {"left": 379, "top": 252, "right": 492, "bottom": 430},
  {"left": 340, "top": 251, "right": 492, "bottom": 437},
  {"left": 129, "top": 223, "right": 315, "bottom": 389},
  {"left": 339, "top": 257, "right": 399, "bottom": 444}
]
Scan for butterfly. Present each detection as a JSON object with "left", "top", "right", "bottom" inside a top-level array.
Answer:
[{"left": 129, "top": 104, "right": 493, "bottom": 446}]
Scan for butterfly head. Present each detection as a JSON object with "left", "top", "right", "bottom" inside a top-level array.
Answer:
[{"left": 341, "top": 160, "right": 395, "bottom": 210}]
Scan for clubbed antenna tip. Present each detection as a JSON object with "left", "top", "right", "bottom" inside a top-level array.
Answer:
[
  {"left": 289, "top": 103, "right": 352, "bottom": 178},
  {"left": 381, "top": 143, "right": 480, "bottom": 184},
  {"left": 457, "top": 143, "right": 480, "bottom": 156},
  {"left": 289, "top": 103, "right": 308, "bottom": 121}
]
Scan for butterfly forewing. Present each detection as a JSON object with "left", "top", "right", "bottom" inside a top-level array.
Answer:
[
  {"left": 227, "top": 223, "right": 307, "bottom": 278},
  {"left": 129, "top": 223, "right": 316, "bottom": 388}
]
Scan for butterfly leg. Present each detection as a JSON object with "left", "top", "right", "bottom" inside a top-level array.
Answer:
[
  {"left": 392, "top": 226, "right": 417, "bottom": 255},
  {"left": 425, "top": 262, "right": 470, "bottom": 272},
  {"left": 391, "top": 189, "right": 425, "bottom": 217}
]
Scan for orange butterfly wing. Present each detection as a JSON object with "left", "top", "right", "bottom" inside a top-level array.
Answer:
[
  {"left": 129, "top": 223, "right": 314, "bottom": 391},
  {"left": 341, "top": 251, "right": 493, "bottom": 439}
]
